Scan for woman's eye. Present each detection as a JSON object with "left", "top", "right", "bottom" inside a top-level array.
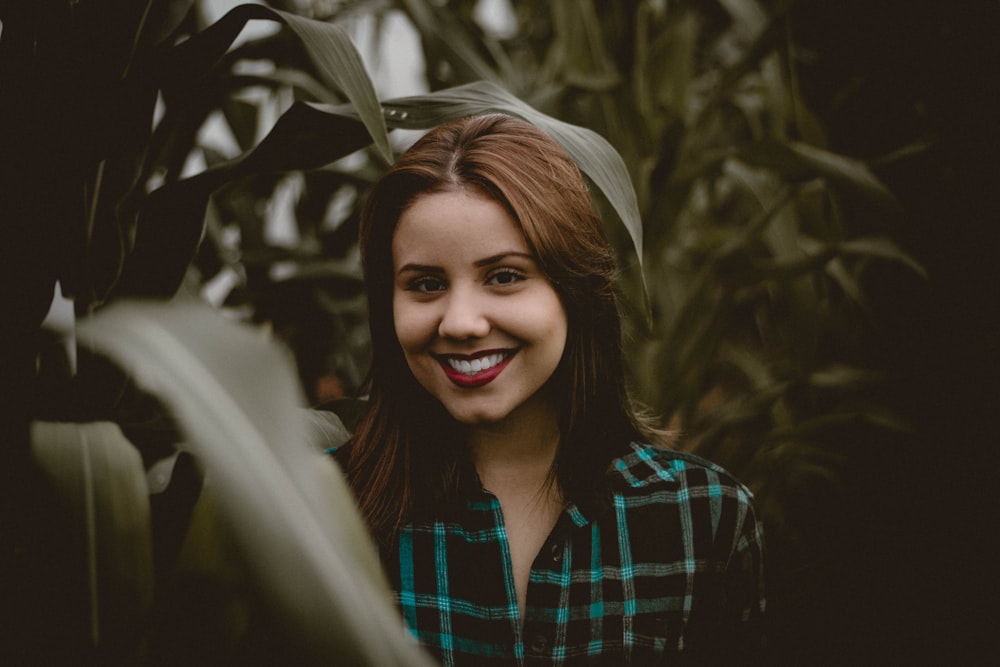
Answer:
[
  {"left": 409, "top": 277, "right": 446, "bottom": 293},
  {"left": 487, "top": 268, "right": 526, "bottom": 286}
]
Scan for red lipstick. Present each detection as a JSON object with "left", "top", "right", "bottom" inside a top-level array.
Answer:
[{"left": 437, "top": 350, "right": 515, "bottom": 388}]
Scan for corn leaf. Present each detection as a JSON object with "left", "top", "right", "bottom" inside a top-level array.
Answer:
[
  {"left": 30, "top": 421, "right": 155, "bottom": 651},
  {"left": 838, "top": 236, "right": 928, "bottom": 279},
  {"left": 125, "top": 103, "right": 371, "bottom": 297},
  {"left": 156, "top": 3, "right": 389, "bottom": 160},
  {"left": 76, "top": 299, "right": 432, "bottom": 665},
  {"left": 737, "top": 139, "right": 900, "bottom": 211},
  {"left": 277, "top": 10, "right": 391, "bottom": 162},
  {"left": 550, "top": 0, "right": 621, "bottom": 91},
  {"left": 398, "top": 0, "right": 505, "bottom": 86}
]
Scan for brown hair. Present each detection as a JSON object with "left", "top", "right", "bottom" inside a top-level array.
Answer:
[{"left": 340, "top": 114, "right": 648, "bottom": 540}]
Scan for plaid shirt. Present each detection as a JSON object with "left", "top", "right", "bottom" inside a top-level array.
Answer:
[{"left": 380, "top": 442, "right": 766, "bottom": 666}]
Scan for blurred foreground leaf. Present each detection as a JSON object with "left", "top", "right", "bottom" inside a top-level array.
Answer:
[
  {"left": 76, "top": 299, "right": 431, "bottom": 665},
  {"left": 29, "top": 421, "right": 154, "bottom": 658}
]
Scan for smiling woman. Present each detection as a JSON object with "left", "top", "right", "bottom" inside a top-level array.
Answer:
[
  {"left": 392, "top": 189, "right": 568, "bottom": 426},
  {"left": 333, "top": 114, "right": 766, "bottom": 665}
]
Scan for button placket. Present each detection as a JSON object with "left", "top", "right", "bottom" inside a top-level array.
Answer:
[{"left": 528, "top": 633, "right": 549, "bottom": 654}]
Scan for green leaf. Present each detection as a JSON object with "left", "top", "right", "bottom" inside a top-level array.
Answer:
[
  {"left": 135, "top": 0, "right": 198, "bottom": 50},
  {"left": 219, "top": 96, "right": 260, "bottom": 153},
  {"left": 737, "top": 139, "right": 900, "bottom": 211},
  {"left": 838, "top": 236, "right": 928, "bottom": 279},
  {"left": 716, "top": 0, "right": 768, "bottom": 37},
  {"left": 76, "top": 299, "right": 432, "bottom": 665},
  {"left": 30, "top": 421, "right": 154, "bottom": 651},
  {"left": 825, "top": 256, "right": 867, "bottom": 308},
  {"left": 122, "top": 103, "right": 371, "bottom": 298},
  {"left": 765, "top": 408, "right": 915, "bottom": 441},
  {"left": 303, "top": 409, "right": 352, "bottom": 453},
  {"left": 398, "top": 0, "right": 506, "bottom": 86},
  {"left": 639, "top": 7, "right": 700, "bottom": 117},
  {"left": 550, "top": 0, "right": 621, "bottom": 91},
  {"left": 156, "top": 4, "right": 389, "bottom": 160},
  {"left": 807, "top": 364, "right": 884, "bottom": 388},
  {"left": 276, "top": 10, "right": 391, "bottom": 162}
]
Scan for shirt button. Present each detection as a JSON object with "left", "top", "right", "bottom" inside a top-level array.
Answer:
[
  {"left": 529, "top": 634, "right": 549, "bottom": 654},
  {"left": 550, "top": 541, "right": 562, "bottom": 563}
]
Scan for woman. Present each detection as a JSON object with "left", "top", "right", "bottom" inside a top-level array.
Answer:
[{"left": 335, "top": 114, "right": 765, "bottom": 665}]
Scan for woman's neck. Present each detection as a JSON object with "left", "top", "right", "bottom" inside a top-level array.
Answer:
[
  {"left": 466, "top": 399, "right": 564, "bottom": 622},
  {"left": 467, "top": 398, "right": 560, "bottom": 498}
]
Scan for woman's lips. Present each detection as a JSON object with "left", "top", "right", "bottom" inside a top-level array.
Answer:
[{"left": 436, "top": 349, "right": 516, "bottom": 388}]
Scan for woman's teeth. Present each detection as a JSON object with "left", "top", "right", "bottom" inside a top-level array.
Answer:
[{"left": 447, "top": 352, "right": 508, "bottom": 375}]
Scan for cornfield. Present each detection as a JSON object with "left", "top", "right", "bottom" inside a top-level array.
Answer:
[{"left": 2, "top": 0, "right": 996, "bottom": 663}]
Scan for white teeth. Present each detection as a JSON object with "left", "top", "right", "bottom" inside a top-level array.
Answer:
[{"left": 447, "top": 352, "right": 508, "bottom": 375}]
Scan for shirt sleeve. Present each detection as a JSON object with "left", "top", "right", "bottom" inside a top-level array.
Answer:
[
  {"left": 676, "top": 481, "right": 766, "bottom": 665},
  {"left": 727, "top": 487, "right": 766, "bottom": 658}
]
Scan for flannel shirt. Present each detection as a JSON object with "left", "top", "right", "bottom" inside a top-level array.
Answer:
[{"left": 380, "top": 442, "right": 766, "bottom": 666}]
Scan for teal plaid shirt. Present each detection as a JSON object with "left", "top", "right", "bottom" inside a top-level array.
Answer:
[{"left": 380, "top": 443, "right": 766, "bottom": 666}]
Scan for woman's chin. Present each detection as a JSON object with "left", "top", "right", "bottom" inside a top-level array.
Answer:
[{"left": 447, "top": 409, "right": 504, "bottom": 426}]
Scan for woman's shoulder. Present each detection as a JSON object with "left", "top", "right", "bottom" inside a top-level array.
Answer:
[
  {"left": 608, "top": 441, "right": 755, "bottom": 501},
  {"left": 604, "top": 443, "right": 763, "bottom": 549}
]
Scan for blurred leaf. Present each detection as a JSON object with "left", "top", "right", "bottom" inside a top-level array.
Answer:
[
  {"left": 722, "top": 342, "right": 776, "bottom": 390},
  {"left": 30, "top": 421, "right": 154, "bottom": 654},
  {"left": 789, "top": 234, "right": 927, "bottom": 308},
  {"left": 691, "top": 381, "right": 792, "bottom": 458},
  {"left": 798, "top": 234, "right": 926, "bottom": 273},
  {"left": 550, "top": 0, "right": 620, "bottom": 91},
  {"left": 76, "top": 299, "right": 432, "bottom": 665},
  {"left": 765, "top": 407, "right": 915, "bottom": 442},
  {"left": 399, "top": 0, "right": 505, "bottom": 86},
  {"left": 220, "top": 97, "right": 260, "bottom": 153},
  {"left": 825, "top": 256, "right": 867, "bottom": 308},
  {"left": 738, "top": 139, "right": 900, "bottom": 211},
  {"left": 695, "top": 13, "right": 785, "bottom": 121},
  {"left": 303, "top": 408, "right": 352, "bottom": 453},
  {"left": 639, "top": 7, "right": 700, "bottom": 118},
  {"left": 807, "top": 364, "right": 884, "bottom": 389},
  {"left": 135, "top": 0, "right": 198, "bottom": 50},
  {"left": 717, "top": 0, "right": 769, "bottom": 38},
  {"left": 837, "top": 236, "right": 928, "bottom": 279}
]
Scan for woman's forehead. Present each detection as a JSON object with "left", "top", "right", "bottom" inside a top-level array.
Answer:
[{"left": 392, "top": 190, "right": 530, "bottom": 266}]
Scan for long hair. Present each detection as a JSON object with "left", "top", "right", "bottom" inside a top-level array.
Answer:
[{"left": 341, "top": 114, "right": 649, "bottom": 541}]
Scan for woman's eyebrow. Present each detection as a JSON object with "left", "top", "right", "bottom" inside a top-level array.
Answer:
[
  {"left": 473, "top": 251, "right": 536, "bottom": 267},
  {"left": 396, "top": 263, "right": 443, "bottom": 275},
  {"left": 396, "top": 252, "right": 536, "bottom": 275}
]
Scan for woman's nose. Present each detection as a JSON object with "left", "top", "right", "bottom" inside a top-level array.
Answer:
[{"left": 437, "top": 286, "right": 490, "bottom": 340}]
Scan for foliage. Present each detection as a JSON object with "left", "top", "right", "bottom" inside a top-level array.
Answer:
[
  {"left": 0, "top": 1, "right": 427, "bottom": 661},
  {"left": 4, "top": 0, "right": 995, "bottom": 662},
  {"left": 68, "top": 299, "right": 429, "bottom": 665}
]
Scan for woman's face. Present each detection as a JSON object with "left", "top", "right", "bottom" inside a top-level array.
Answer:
[{"left": 391, "top": 189, "right": 568, "bottom": 428}]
